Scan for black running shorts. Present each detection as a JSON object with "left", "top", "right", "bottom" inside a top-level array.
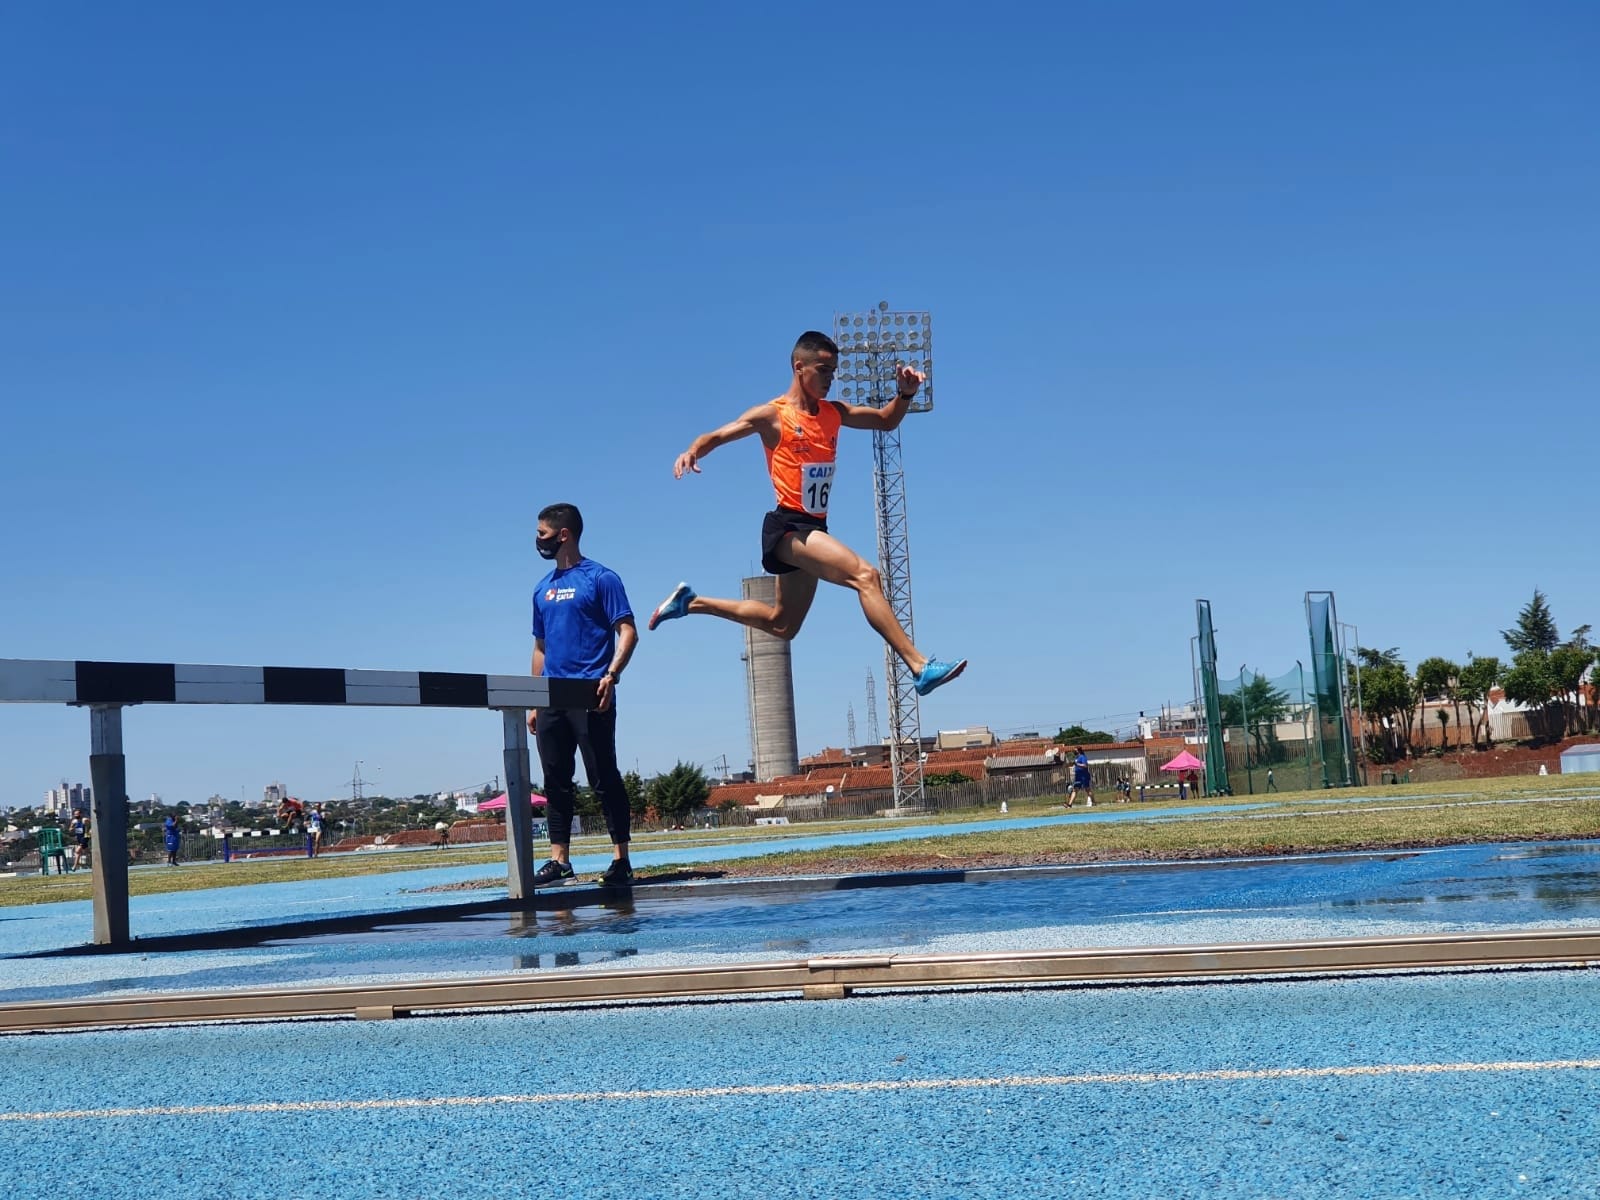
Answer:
[{"left": 761, "top": 506, "right": 828, "bottom": 575}]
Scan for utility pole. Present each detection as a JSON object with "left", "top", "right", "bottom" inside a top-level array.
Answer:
[{"left": 864, "top": 669, "right": 882, "bottom": 745}]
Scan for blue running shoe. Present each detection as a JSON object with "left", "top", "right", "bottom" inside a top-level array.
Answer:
[
  {"left": 648, "top": 582, "right": 696, "bottom": 631},
  {"left": 913, "top": 657, "right": 967, "bottom": 696}
]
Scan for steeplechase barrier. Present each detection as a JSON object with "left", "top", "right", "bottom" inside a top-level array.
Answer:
[{"left": 0, "top": 658, "right": 597, "bottom": 945}]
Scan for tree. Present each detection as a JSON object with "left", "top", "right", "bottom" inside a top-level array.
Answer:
[
  {"left": 1458, "top": 655, "right": 1503, "bottom": 750},
  {"left": 1501, "top": 632, "right": 1598, "bottom": 742},
  {"left": 1560, "top": 626, "right": 1596, "bottom": 734},
  {"left": 1357, "top": 647, "right": 1404, "bottom": 670},
  {"left": 650, "top": 761, "right": 709, "bottom": 823},
  {"left": 572, "top": 785, "right": 602, "bottom": 821},
  {"left": 1415, "top": 656, "right": 1462, "bottom": 751},
  {"left": 924, "top": 770, "right": 974, "bottom": 787},
  {"left": 1053, "top": 725, "right": 1114, "bottom": 745},
  {"left": 1219, "top": 674, "right": 1291, "bottom": 764},
  {"left": 1436, "top": 707, "right": 1451, "bottom": 751},
  {"left": 1351, "top": 647, "right": 1418, "bottom": 757},
  {"left": 1548, "top": 643, "right": 1598, "bottom": 738},
  {"left": 1502, "top": 589, "right": 1560, "bottom": 655},
  {"left": 623, "top": 770, "right": 648, "bottom": 818},
  {"left": 1414, "top": 657, "right": 1459, "bottom": 702},
  {"left": 1353, "top": 656, "right": 1416, "bottom": 761},
  {"left": 1502, "top": 651, "right": 1557, "bottom": 739}
]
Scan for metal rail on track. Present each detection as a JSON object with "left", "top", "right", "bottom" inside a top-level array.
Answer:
[{"left": 4, "top": 929, "right": 1598, "bottom": 1033}]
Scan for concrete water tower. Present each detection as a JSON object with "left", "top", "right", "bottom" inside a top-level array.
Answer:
[{"left": 741, "top": 575, "right": 799, "bottom": 780}]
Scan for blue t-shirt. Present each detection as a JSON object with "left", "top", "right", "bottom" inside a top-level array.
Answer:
[{"left": 531, "top": 558, "right": 633, "bottom": 680}]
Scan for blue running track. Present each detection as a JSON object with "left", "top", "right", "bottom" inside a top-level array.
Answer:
[{"left": 3, "top": 969, "right": 1599, "bottom": 1198}]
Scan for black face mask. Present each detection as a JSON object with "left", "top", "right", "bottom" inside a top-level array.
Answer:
[{"left": 536, "top": 533, "right": 563, "bottom": 560}]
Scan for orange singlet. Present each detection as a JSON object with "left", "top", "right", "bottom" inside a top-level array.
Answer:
[{"left": 765, "top": 397, "right": 842, "bottom": 518}]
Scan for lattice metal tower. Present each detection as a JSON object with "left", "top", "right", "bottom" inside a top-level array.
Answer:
[
  {"left": 847, "top": 703, "right": 857, "bottom": 749},
  {"left": 864, "top": 670, "right": 881, "bottom": 745},
  {"left": 834, "top": 302, "right": 934, "bottom": 809}
]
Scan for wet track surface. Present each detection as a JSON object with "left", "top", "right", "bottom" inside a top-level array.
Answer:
[{"left": 8, "top": 840, "right": 1600, "bottom": 1004}]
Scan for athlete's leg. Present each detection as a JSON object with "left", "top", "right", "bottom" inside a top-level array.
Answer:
[
  {"left": 779, "top": 530, "right": 928, "bottom": 673},
  {"left": 535, "top": 709, "right": 581, "bottom": 861},
  {"left": 683, "top": 570, "right": 819, "bottom": 640}
]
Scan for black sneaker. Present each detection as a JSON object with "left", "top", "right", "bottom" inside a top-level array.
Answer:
[
  {"left": 533, "top": 859, "right": 577, "bottom": 888},
  {"left": 596, "top": 859, "right": 634, "bottom": 887}
]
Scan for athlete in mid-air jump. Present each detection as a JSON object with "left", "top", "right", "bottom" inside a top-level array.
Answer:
[{"left": 648, "top": 330, "right": 965, "bottom": 697}]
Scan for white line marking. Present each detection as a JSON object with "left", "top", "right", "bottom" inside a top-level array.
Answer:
[{"left": 7, "top": 1058, "right": 1600, "bottom": 1122}]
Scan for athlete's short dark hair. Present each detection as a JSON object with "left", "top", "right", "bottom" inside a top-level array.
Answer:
[
  {"left": 538, "top": 502, "right": 583, "bottom": 540},
  {"left": 792, "top": 330, "right": 838, "bottom": 364}
]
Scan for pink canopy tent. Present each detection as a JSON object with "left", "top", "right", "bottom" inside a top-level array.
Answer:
[
  {"left": 1160, "top": 750, "right": 1205, "bottom": 773},
  {"left": 476, "top": 791, "right": 548, "bottom": 812}
]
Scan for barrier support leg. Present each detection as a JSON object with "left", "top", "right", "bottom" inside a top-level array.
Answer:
[
  {"left": 88, "top": 704, "right": 130, "bottom": 946},
  {"left": 502, "top": 709, "right": 535, "bottom": 899}
]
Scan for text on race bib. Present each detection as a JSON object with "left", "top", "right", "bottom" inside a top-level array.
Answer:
[{"left": 801, "top": 462, "right": 834, "bottom": 516}]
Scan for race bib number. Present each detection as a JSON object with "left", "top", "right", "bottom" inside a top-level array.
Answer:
[{"left": 801, "top": 462, "right": 834, "bottom": 517}]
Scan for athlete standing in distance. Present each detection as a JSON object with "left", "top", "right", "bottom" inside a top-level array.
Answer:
[{"left": 648, "top": 330, "right": 965, "bottom": 697}]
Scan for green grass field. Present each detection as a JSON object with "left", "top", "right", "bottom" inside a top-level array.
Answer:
[{"left": 3, "top": 773, "right": 1597, "bottom": 907}]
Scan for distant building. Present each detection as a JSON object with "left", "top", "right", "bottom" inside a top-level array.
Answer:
[
  {"left": 261, "top": 781, "right": 290, "bottom": 811},
  {"left": 43, "top": 781, "right": 91, "bottom": 816},
  {"left": 1140, "top": 705, "right": 1204, "bottom": 741},
  {"left": 937, "top": 727, "right": 996, "bottom": 751}
]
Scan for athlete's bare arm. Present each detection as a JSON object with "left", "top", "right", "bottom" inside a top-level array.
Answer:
[
  {"left": 673, "top": 402, "right": 780, "bottom": 478},
  {"left": 833, "top": 363, "right": 925, "bottom": 432}
]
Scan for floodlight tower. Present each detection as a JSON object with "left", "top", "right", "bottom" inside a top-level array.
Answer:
[{"left": 834, "top": 302, "right": 934, "bottom": 809}]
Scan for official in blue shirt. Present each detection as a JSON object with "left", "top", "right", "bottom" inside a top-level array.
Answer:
[
  {"left": 1068, "top": 748, "right": 1095, "bottom": 808},
  {"left": 528, "top": 502, "right": 638, "bottom": 888},
  {"left": 163, "top": 815, "right": 181, "bottom": 866}
]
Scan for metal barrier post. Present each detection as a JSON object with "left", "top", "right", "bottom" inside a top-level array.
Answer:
[
  {"left": 502, "top": 709, "right": 535, "bottom": 899},
  {"left": 88, "top": 704, "right": 130, "bottom": 946}
]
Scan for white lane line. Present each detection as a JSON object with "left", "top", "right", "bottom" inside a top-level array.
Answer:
[{"left": 7, "top": 1058, "right": 1600, "bottom": 1122}]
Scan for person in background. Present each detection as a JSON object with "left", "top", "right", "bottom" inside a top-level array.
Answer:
[
  {"left": 1066, "top": 748, "right": 1095, "bottom": 808},
  {"left": 163, "top": 815, "right": 181, "bottom": 866},
  {"left": 528, "top": 502, "right": 639, "bottom": 888},
  {"left": 69, "top": 811, "right": 90, "bottom": 870}
]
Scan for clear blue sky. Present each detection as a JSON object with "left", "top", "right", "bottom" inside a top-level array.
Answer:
[{"left": 3, "top": 3, "right": 1596, "bottom": 808}]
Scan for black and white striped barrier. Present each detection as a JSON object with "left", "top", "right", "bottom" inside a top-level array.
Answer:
[
  {"left": 0, "top": 659, "right": 596, "bottom": 710},
  {"left": 0, "top": 657, "right": 596, "bottom": 945},
  {"left": 1138, "top": 782, "right": 1198, "bottom": 801}
]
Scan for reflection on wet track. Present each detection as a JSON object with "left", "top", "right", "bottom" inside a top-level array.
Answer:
[{"left": 9, "top": 839, "right": 1600, "bottom": 1004}]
